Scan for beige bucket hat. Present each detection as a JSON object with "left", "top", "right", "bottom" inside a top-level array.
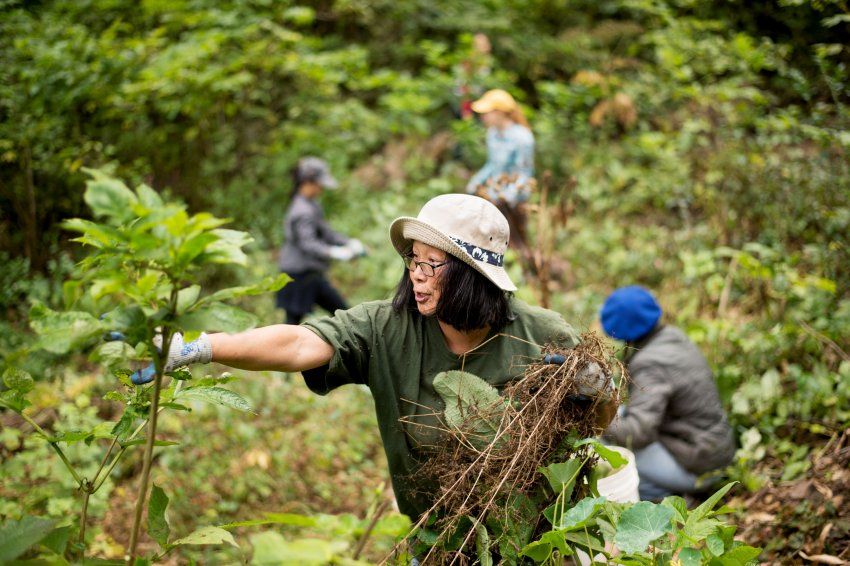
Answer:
[{"left": 389, "top": 193, "right": 517, "bottom": 292}]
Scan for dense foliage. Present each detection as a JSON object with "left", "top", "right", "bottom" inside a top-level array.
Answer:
[{"left": 1, "top": 0, "right": 848, "bottom": 563}]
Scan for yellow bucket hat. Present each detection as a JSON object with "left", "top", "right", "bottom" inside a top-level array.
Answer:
[{"left": 470, "top": 89, "right": 518, "bottom": 114}]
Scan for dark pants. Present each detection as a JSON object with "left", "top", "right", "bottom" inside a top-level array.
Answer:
[{"left": 275, "top": 270, "right": 348, "bottom": 325}]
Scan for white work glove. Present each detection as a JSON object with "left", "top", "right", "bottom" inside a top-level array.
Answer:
[
  {"left": 130, "top": 332, "right": 212, "bottom": 385},
  {"left": 575, "top": 361, "right": 615, "bottom": 400},
  {"left": 328, "top": 245, "right": 356, "bottom": 261},
  {"left": 346, "top": 238, "right": 366, "bottom": 257}
]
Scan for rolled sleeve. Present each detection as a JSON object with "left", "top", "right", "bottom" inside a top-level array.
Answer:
[{"left": 300, "top": 305, "right": 374, "bottom": 394}]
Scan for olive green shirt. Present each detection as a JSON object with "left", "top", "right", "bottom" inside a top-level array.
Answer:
[{"left": 302, "top": 298, "right": 578, "bottom": 519}]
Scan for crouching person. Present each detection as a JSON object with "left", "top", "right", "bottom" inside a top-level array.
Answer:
[{"left": 599, "top": 286, "right": 735, "bottom": 502}]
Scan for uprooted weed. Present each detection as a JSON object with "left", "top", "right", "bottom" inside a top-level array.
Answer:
[{"left": 401, "top": 332, "right": 624, "bottom": 563}]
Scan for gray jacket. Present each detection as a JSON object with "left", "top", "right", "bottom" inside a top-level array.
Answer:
[
  {"left": 278, "top": 195, "right": 348, "bottom": 273},
  {"left": 603, "top": 325, "right": 736, "bottom": 474}
]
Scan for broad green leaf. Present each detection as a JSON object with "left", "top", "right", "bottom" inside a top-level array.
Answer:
[
  {"left": 3, "top": 367, "right": 34, "bottom": 393},
  {"left": 201, "top": 273, "right": 292, "bottom": 304},
  {"left": 679, "top": 547, "right": 703, "bottom": 566},
  {"left": 176, "top": 285, "right": 201, "bottom": 314},
  {"left": 249, "top": 531, "right": 346, "bottom": 565},
  {"left": 0, "top": 389, "right": 30, "bottom": 413},
  {"left": 147, "top": 484, "right": 170, "bottom": 549},
  {"left": 373, "top": 513, "right": 412, "bottom": 537},
  {"left": 716, "top": 544, "right": 761, "bottom": 565},
  {"left": 433, "top": 371, "right": 507, "bottom": 447},
  {"left": 176, "top": 302, "right": 258, "bottom": 333},
  {"left": 171, "top": 526, "right": 238, "bottom": 548},
  {"left": 49, "top": 430, "right": 95, "bottom": 444},
  {"left": 520, "top": 538, "right": 553, "bottom": 562},
  {"left": 201, "top": 229, "right": 252, "bottom": 266},
  {"left": 539, "top": 458, "right": 583, "bottom": 496},
  {"left": 30, "top": 302, "right": 103, "bottom": 354},
  {"left": 41, "top": 525, "right": 71, "bottom": 555},
  {"left": 0, "top": 516, "right": 57, "bottom": 561},
  {"left": 559, "top": 496, "right": 605, "bottom": 531},
  {"left": 83, "top": 169, "right": 139, "bottom": 222},
  {"left": 614, "top": 501, "right": 674, "bottom": 554},
  {"left": 179, "top": 386, "right": 253, "bottom": 412},
  {"left": 573, "top": 438, "right": 628, "bottom": 469},
  {"left": 110, "top": 411, "right": 136, "bottom": 440},
  {"left": 92, "top": 341, "right": 135, "bottom": 370},
  {"left": 136, "top": 183, "right": 163, "bottom": 209},
  {"left": 661, "top": 495, "right": 688, "bottom": 523},
  {"left": 707, "top": 533, "right": 725, "bottom": 556}
]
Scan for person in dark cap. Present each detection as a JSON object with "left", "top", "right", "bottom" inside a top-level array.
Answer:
[
  {"left": 276, "top": 157, "right": 365, "bottom": 324},
  {"left": 600, "top": 285, "right": 736, "bottom": 501}
]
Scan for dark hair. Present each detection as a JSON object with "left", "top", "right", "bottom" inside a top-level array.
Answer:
[{"left": 392, "top": 253, "right": 511, "bottom": 332}]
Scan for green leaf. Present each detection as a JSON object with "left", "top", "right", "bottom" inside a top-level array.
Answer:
[
  {"left": 110, "top": 410, "right": 136, "bottom": 440},
  {"left": 136, "top": 183, "right": 163, "bottom": 209},
  {"left": 200, "top": 229, "right": 252, "bottom": 266},
  {"left": 147, "top": 484, "right": 170, "bottom": 549},
  {"left": 476, "top": 522, "right": 492, "bottom": 566},
  {"left": 202, "top": 273, "right": 292, "bottom": 304},
  {"left": 0, "top": 516, "right": 57, "bottom": 561},
  {"left": 176, "top": 302, "right": 258, "bottom": 333},
  {"left": 661, "top": 495, "right": 688, "bottom": 523},
  {"left": 707, "top": 533, "right": 725, "bottom": 556},
  {"left": 540, "top": 458, "right": 583, "bottom": 497},
  {"left": 179, "top": 386, "right": 253, "bottom": 412},
  {"left": 2, "top": 367, "right": 34, "bottom": 393},
  {"left": 249, "top": 532, "right": 346, "bottom": 565},
  {"left": 679, "top": 547, "right": 703, "bottom": 566},
  {"left": 433, "top": 370, "right": 506, "bottom": 446},
  {"left": 29, "top": 302, "right": 103, "bottom": 354},
  {"left": 41, "top": 525, "right": 72, "bottom": 555},
  {"left": 559, "top": 496, "right": 605, "bottom": 531},
  {"left": 49, "top": 430, "right": 95, "bottom": 444},
  {"left": 520, "top": 538, "right": 553, "bottom": 562},
  {"left": 716, "top": 544, "right": 761, "bottom": 565},
  {"left": 574, "top": 438, "right": 628, "bottom": 469},
  {"left": 219, "top": 512, "right": 318, "bottom": 530},
  {"left": 690, "top": 482, "right": 736, "bottom": 523},
  {"left": 83, "top": 168, "right": 139, "bottom": 222},
  {"left": 614, "top": 501, "right": 674, "bottom": 554},
  {"left": 171, "top": 526, "right": 238, "bottom": 548},
  {"left": 176, "top": 285, "right": 201, "bottom": 314}
]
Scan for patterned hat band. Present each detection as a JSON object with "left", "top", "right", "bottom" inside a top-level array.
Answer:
[{"left": 449, "top": 236, "right": 504, "bottom": 267}]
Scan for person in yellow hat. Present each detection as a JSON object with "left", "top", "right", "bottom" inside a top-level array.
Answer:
[{"left": 465, "top": 89, "right": 536, "bottom": 258}]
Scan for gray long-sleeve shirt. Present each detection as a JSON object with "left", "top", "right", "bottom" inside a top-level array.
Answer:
[
  {"left": 278, "top": 195, "right": 348, "bottom": 273},
  {"left": 603, "top": 325, "right": 736, "bottom": 474}
]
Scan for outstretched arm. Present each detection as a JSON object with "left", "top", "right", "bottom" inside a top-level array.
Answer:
[{"left": 208, "top": 325, "right": 334, "bottom": 373}]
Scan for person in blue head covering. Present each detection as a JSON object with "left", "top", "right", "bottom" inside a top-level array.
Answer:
[{"left": 600, "top": 286, "right": 736, "bottom": 501}]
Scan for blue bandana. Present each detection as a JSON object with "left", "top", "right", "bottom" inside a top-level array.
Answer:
[{"left": 449, "top": 236, "right": 504, "bottom": 267}]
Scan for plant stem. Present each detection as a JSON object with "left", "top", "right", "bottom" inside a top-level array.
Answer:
[
  {"left": 79, "top": 480, "right": 92, "bottom": 549},
  {"left": 8, "top": 407, "right": 85, "bottom": 486},
  {"left": 352, "top": 499, "right": 391, "bottom": 559},
  {"left": 127, "top": 328, "right": 172, "bottom": 563}
]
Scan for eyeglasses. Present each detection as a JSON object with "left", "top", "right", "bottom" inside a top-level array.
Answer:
[{"left": 403, "top": 254, "right": 448, "bottom": 277}]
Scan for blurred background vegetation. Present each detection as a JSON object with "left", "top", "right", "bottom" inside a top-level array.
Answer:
[{"left": 1, "top": 0, "right": 848, "bottom": 562}]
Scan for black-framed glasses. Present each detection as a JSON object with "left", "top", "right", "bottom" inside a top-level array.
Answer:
[{"left": 403, "top": 254, "right": 448, "bottom": 277}]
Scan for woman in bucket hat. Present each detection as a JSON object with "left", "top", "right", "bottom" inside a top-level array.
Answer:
[
  {"left": 130, "top": 194, "right": 613, "bottom": 522},
  {"left": 466, "top": 89, "right": 536, "bottom": 259}
]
